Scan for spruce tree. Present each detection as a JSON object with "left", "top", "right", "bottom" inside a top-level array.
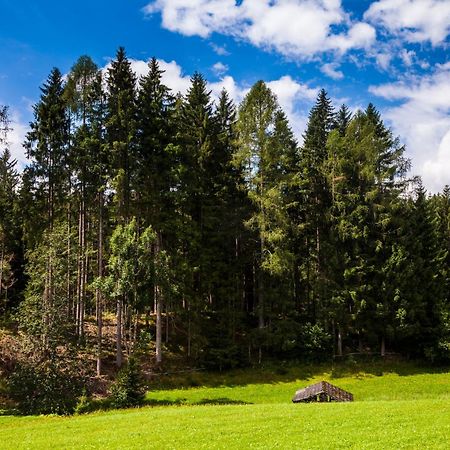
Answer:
[
  {"left": 25, "top": 67, "right": 70, "bottom": 231},
  {"left": 106, "top": 47, "right": 137, "bottom": 366},
  {"left": 0, "top": 149, "right": 20, "bottom": 314},
  {"left": 66, "top": 55, "right": 103, "bottom": 340},
  {"left": 236, "top": 81, "right": 297, "bottom": 362},
  {"left": 135, "top": 57, "right": 175, "bottom": 363},
  {"left": 335, "top": 104, "right": 352, "bottom": 137},
  {"left": 106, "top": 47, "right": 137, "bottom": 222},
  {"left": 299, "top": 89, "right": 335, "bottom": 322}
]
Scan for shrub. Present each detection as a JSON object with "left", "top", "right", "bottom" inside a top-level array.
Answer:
[
  {"left": 110, "top": 357, "right": 145, "bottom": 409},
  {"left": 8, "top": 357, "right": 83, "bottom": 415}
]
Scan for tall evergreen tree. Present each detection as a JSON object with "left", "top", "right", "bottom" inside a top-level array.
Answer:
[
  {"left": 335, "top": 104, "right": 352, "bottom": 137},
  {"left": 236, "top": 81, "right": 297, "bottom": 362},
  {"left": 299, "top": 89, "right": 335, "bottom": 322},
  {"left": 106, "top": 47, "right": 137, "bottom": 222},
  {"left": 135, "top": 57, "right": 175, "bottom": 364},
  {"left": 0, "top": 149, "right": 20, "bottom": 314},
  {"left": 25, "top": 68, "right": 70, "bottom": 231},
  {"left": 105, "top": 47, "right": 137, "bottom": 366}
]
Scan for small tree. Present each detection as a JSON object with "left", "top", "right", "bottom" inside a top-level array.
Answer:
[
  {"left": 97, "top": 218, "right": 157, "bottom": 366},
  {"left": 110, "top": 357, "right": 145, "bottom": 408}
]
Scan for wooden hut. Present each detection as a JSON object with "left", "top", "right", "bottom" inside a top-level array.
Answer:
[{"left": 292, "top": 381, "right": 353, "bottom": 403}]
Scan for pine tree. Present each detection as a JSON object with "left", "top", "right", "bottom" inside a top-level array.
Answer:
[
  {"left": 106, "top": 47, "right": 137, "bottom": 366},
  {"left": 97, "top": 219, "right": 157, "bottom": 365},
  {"left": 0, "top": 149, "right": 19, "bottom": 314},
  {"left": 24, "top": 68, "right": 71, "bottom": 350},
  {"left": 335, "top": 104, "right": 352, "bottom": 137},
  {"left": 106, "top": 47, "right": 137, "bottom": 222},
  {"left": 25, "top": 68, "right": 70, "bottom": 231},
  {"left": 396, "top": 181, "right": 448, "bottom": 359},
  {"left": 66, "top": 55, "right": 107, "bottom": 372},
  {"left": 199, "top": 89, "right": 250, "bottom": 368},
  {"left": 299, "top": 89, "right": 335, "bottom": 322},
  {"left": 235, "top": 81, "right": 297, "bottom": 362},
  {"left": 326, "top": 107, "right": 410, "bottom": 355},
  {"left": 66, "top": 55, "right": 103, "bottom": 340},
  {"left": 0, "top": 105, "right": 10, "bottom": 145},
  {"left": 135, "top": 57, "right": 175, "bottom": 363},
  {"left": 174, "top": 72, "right": 216, "bottom": 359}
]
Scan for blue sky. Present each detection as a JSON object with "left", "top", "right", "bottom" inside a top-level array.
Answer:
[{"left": 0, "top": 0, "right": 449, "bottom": 191}]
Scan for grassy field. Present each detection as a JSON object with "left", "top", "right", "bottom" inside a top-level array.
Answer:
[{"left": 1, "top": 362, "right": 449, "bottom": 449}]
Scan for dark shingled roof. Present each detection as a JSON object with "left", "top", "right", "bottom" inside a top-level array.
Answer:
[{"left": 292, "top": 381, "right": 353, "bottom": 403}]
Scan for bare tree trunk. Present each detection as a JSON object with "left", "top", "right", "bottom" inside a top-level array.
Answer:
[
  {"left": 187, "top": 298, "right": 191, "bottom": 358},
  {"left": 155, "top": 233, "right": 163, "bottom": 364},
  {"left": 96, "top": 192, "right": 104, "bottom": 376},
  {"left": 67, "top": 208, "right": 73, "bottom": 321},
  {"left": 155, "top": 284, "right": 162, "bottom": 364},
  {"left": 381, "top": 335, "right": 386, "bottom": 357},
  {"left": 76, "top": 201, "right": 82, "bottom": 336},
  {"left": 0, "top": 243, "right": 4, "bottom": 303},
  {"left": 165, "top": 302, "right": 169, "bottom": 344},
  {"left": 116, "top": 295, "right": 123, "bottom": 368},
  {"left": 337, "top": 326, "right": 343, "bottom": 357}
]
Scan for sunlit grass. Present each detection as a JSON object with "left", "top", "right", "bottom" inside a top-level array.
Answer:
[{"left": 1, "top": 362, "right": 449, "bottom": 449}]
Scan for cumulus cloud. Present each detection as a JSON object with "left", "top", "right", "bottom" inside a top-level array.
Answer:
[
  {"left": 211, "top": 62, "right": 228, "bottom": 77},
  {"left": 375, "top": 52, "right": 393, "bottom": 70},
  {"left": 268, "top": 75, "right": 318, "bottom": 140},
  {"left": 364, "top": 0, "right": 450, "bottom": 46},
  {"left": 120, "top": 57, "right": 318, "bottom": 141},
  {"left": 321, "top": 62, "right": 344, "bottom": 80},
  {"left": 157, "top": 59, "right": 192, "bottom": 94},
  {"left": 144, "top": 0, "right": 376, "bottom": 60},
  {"left": 2, "top": 108, "right": 29, "bottom": 169},
  {"left": 209, "top": 42, "right": 230, "bottom": 56},
  {"left": 400, "top": 49, "right": 415, "bottom": 67},
  {"left": 369, "top": 64, "right": 450, "bottom": 192}
]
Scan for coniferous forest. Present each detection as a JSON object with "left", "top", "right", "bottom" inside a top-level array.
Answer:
[{"left": 0, "top": 48, "right": 449, "bottom": 413}]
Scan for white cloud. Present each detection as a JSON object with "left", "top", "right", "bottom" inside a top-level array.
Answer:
[
  {"left": 116, "top": 58, "right": 192, "bottom": 95},
  {"left": 400, "top": 49, "right": 415, "bottom": 67},
  {"left": 145, "top": 0, "right": 376, "bottom": 60},
  {"left": 267, "top": 75, "right": 318, "bottom": 141},
  {"left": 365, "top": 0, "right": 450, "bottom": 46},
  {"left": 423, "top": 129, "right": 450, "bottom": 190},
  {"left": 3, "top": 109, "right": 29, "bottom": 169},
  {"left": 209, "top": 75, "right": 247, "bottom": 104},
  {"left": 321, "top": 62, "right": 344, "bottom": 80},
  {"left": 211, "top": 62, "right": 228, "bottom": 76},
  {"left": 157, "top": 59, "right": 192, "bottom": 94},
  {"left": 210, "top": 42, "right": 230, "bottom": 56},
  {"left": 122, "top": 57, "right": 318, "bottom": 141},
  {"left": 369, "top": 65, "right": 450, "bottom": 192},
  {"left": 375, "top": 52, "right": 392, "bottom": 70}
]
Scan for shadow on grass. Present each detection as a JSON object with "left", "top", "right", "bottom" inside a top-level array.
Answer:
[
  {"left": 143, "top": 397, "right": 251, "bottom": 407},
  {"left": 149, "top": 358, "right": 450, "bottom": 391}
]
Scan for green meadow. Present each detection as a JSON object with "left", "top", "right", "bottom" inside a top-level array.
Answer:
[{"left": 1, "top": 363, "right": 449, "bottom": 449}]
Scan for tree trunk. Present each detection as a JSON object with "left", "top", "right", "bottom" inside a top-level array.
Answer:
[
  {"left": 116, "top": 295, "right": 123, "bottom": 367},
  {"left": 337, "top": 326, "right": 343, "bottom": 357},
  {"left": 155, "top": 284, "right": 162, "bottom": 364},
  {"left": 155, "top": 232, "right": 163, "bottom": 364},
  {"left": 96, "top": 192, "right": 104, "bottom": 376}
]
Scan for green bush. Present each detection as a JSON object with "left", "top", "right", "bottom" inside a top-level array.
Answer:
[
  {"left": 8, "top": 357, "right": 83, "bottom": 415},
  {"left": 110, "top": 358, "right": 145, "bottom": 408}
]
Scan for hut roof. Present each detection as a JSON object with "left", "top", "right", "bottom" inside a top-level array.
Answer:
[{"left": 292, "top": 381, "right": 353, "bottom": 403}]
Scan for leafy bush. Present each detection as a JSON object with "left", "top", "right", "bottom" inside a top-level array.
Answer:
[
  {"left": 299, "top": 323, "right": 332, "bottom": 361},
  {"left": 8, "top": 357, "right": 83, "bottom": 415},
  {"left": 110, "top": 358, "right": 145, "bottom": 408}
]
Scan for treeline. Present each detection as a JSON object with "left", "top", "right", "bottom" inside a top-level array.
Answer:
[{"left": 1, "top": 48, "right": 449, "bottom": 376}]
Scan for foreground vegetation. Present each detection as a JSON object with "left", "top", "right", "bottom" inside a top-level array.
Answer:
[{"left": 1, "top": 363, "right": 449, "bottom": 449}]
